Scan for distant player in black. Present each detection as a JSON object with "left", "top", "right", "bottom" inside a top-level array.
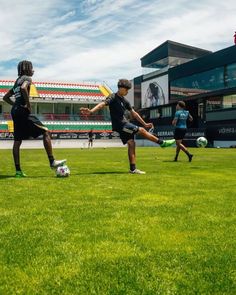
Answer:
[
  {"left": 81, "top": 79, "right": 175, "bottom": 174},
  {"left": 88, "top": 129, "right": 94, "bottom": 148},
  {"left": 3, "top": 60, "right": 66, "bottom": 177}
]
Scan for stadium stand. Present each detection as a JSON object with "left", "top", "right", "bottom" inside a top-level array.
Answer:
[
  {"left": 0, "top": 122, "right": 8, "bottom": 131},
  {"left": 0, "top": 80, "right": 110, "bottom": 101},
  {"left": 31, "top": 81, "right": 106, "bottom": 102},
  {"left": 0, "top": 80, "right": 113, "bottom": 136}
]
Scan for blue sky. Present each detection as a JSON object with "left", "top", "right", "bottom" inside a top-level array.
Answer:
[{"left": 0, "top": 0, "right": 235, "bottom": 90}]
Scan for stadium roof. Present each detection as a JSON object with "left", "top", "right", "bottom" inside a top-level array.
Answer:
[
  {"left": 0, "top": 81, "right": 111, "bottom": 102},
  {"left": 140, "top": 40, "right": 212, "bottom": 69}
]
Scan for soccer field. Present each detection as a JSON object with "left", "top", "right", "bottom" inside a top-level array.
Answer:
[{"left": 0, "top": 147, "right": 235, "bottom": 294}]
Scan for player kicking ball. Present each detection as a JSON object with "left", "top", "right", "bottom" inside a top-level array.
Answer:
[
  {"left": 80, "top": 79, "right": 175, "bottom": 174},
  {"left": 3, "top": 60, "right": 66, "bottom": 177}
]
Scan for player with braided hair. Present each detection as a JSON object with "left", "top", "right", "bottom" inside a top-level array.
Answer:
[
  {"left": 3, "top": 60, "right": 66, "bottom": 177},
  {"left": 17, "top": 60, "right": 34, "bottom": 76}
]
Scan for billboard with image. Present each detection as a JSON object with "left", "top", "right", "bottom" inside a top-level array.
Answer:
[{"left": 141, "top": 75, "right": 168, "bottom": 108}]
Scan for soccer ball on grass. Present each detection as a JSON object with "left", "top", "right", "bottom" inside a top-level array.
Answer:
[
  {"left": 196, "top": 136, "right": 208, "bottom": 148},
  {"left": 56, "top": 165, "right": 70, "bottom": 177}
]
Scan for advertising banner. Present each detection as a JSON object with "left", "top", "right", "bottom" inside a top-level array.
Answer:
[
  {"left": 0, "top": 131, "right": 117, "bottom": 140},
  {"left": 141, "top": 75, "right": 168, "bottom": 108}
]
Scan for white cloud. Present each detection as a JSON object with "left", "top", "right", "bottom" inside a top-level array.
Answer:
[
  {"left": 59, "top": 10, "right": 76, "bottom": 21},
  {"left": 0, "top": 0, "right": 235, "bottom": 89}
]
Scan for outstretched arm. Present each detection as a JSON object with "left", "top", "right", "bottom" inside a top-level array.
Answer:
[
  {"left": 80, "top": 102, "right": 106, "bottom": 115},
  {"left": 3, "top": 88, "right": 14, "bottom": 106},
  {"left": 130, "top": 109, "right": 153, "bottom": 129}
]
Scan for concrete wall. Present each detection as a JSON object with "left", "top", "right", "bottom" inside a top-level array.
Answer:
[{"left": 0, "top": 139, "right": 124, "bottom": 150}]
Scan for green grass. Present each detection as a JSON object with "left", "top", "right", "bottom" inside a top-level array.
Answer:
[{"left": 0, "top": 147, "right": 235, "bottom": 294}]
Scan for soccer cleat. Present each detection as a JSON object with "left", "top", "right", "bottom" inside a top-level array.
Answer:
[
  {"left": 188, "top": 154, "right": 193, "bottom": 162},
  {"left": 50, "top": 159, "right": 67, "bottom": 169},
  {"left": 160, "top": 139, "right": 175, "bottom": 148},
  {"left": 129, "top": 169, "right": 146, "bottom": 174},
  {"left": 15, "top": 171, "right": 27, "bottom": 178}
]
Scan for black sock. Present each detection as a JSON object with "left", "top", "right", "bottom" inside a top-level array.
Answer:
[
  {"left": 130, "top": 164, "right": 136, "bottom": 171},
  {"left": 48, "top": 155, "right": 55, "bottom": 165},
  {"left": 175, "top": 150, "right": 180, "bottom": 161},
  {"left": 15, "top": 164, "right": 21, "bottom": 171},
  {"left": 184, "top": 150, "right": 191, "bottom": 156},
  {"left": 157, "top": 139, "right": 163, "bottom": 145}
]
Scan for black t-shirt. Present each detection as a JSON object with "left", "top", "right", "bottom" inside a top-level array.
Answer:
[
  {"left": 88, "top": 131, "right": 93, "bottom": 139},
  {"left": 104, "top": 93, "right": 132, "bottom": 131},
  {"left": 13, "top": 75, "right": 32, "bottom": 106}
]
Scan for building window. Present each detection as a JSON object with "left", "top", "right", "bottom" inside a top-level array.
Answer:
[
  {"left": 206, "top": 94, "right": 236, "bottom": 111},
  {"left": 225, "top": 63, "right": 236, "bottom": 88},
  {"left": 198, "top": 103, "right": 204, "bottom": 119},
  {"left": 170, "top": 67, "right": 225, "bottom": 100},
  {"left": 222, "top": 94, "right": 236, "bottom": 109},
  {"left": 150, "top": 109, "right": 160, "bottom": 119},
  {"left": 161, "top": 106, "right": 172, "bottom": 117},
  {"left": 206, "top": 97, "right": 222, "bottom": 111}
]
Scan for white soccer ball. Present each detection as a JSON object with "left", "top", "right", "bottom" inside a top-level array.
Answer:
[
  {"left": 196, "top": 136, "right": 208, "bottom": 148},
  {"left": 56, "top": 165, "right": 70, "bottom": 177}
]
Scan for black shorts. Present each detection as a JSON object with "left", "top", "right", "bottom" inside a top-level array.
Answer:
[
  {"left": 118, "top": 122, "right": 139, "bottom": 144},
  {"left": 174, "top": 128, "right": 187, "bottom": 140},
  {"left": 11, "top": 105, "right": 48, "bottom": 141}
]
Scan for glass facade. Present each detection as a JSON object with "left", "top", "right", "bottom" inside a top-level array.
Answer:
[
  {"left": 161, "top": 106, "right": 172, "bottom": 117},
  {"left": 225, "top": 63, "right": 236, "bottom": 88},
  {"left": 150, "top": 109, "right": 160, "bottom": 119},
  {"left": 222, "top": 94, "right": 236, "bottom": 109},
  {"left": 150, "top": 106, "right": 172, "bottom": 119},
  {"left": 206, "top": 97, "right": 222, "bottom": 111},
  {"left": 206, "top": 94, "right": 236, "bottom": 111},
  {"left": 170, "top": 63, "right": 236, "bottom": 100}
]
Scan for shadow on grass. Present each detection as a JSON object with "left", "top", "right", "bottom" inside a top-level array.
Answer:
[
  {"left": 26, "top": 175, "right": 55, "bottom": 178},
  {"left": 0, "top": 175, "right": 15, "bottom": 179},
  {"left": 0, "top": 174, "right": 56, "bottom": 180},
  {"left": 162, "top": 160, "right": 194, "bottom": 163},
  {"left": 75, "top": 171, "right": 128, "bottom": 175},
  {"left": 0, "top": 172, "right": 127, "bottom": 179},
  {"left": 93, "top": 171, "right": 128, "bottom": 175}
]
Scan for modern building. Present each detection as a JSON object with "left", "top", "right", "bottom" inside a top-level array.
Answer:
[{"left": 128, "top": 40, "right": 236, "bottom": 147}]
